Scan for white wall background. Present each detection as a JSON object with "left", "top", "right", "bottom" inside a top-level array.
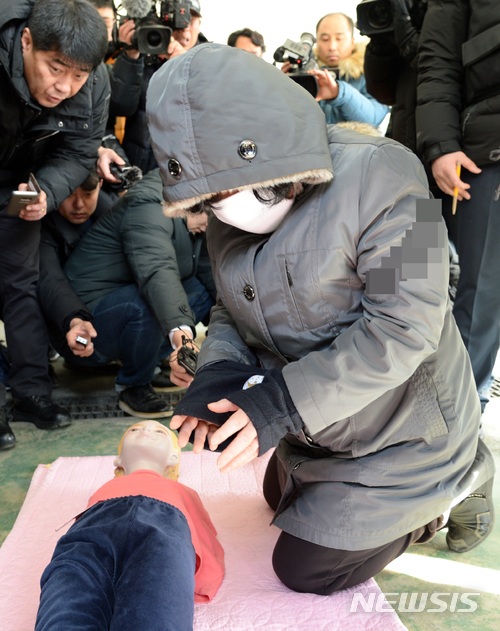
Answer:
[{"left": 199, "top": 1, "right": 362, "bottom": 63}]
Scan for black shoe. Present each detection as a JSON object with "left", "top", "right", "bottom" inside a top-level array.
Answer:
[
  {"left": 118, "top": 384, "right": 173, "bottom": 418},
  {"left": 12, "top": 395, "right": 71, "bottom": 430},
  {"left": 446, "top": 477, "right": 495, "bottom": 553},
  {"left": 152, "top": 368, "right": 186, "bottom": 392},
  {"left": 0, "top": 407, "right": 16, "bottom": 450}
]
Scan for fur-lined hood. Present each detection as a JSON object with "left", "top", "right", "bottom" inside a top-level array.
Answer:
[
  {"left": 146, "top": 43, "right": 333, "bottom": 215},
  {"left": 314, "top": 42, "right": 366, "bottom": 81}
]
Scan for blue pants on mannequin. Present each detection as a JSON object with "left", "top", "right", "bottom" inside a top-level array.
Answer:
[{"left": 35, "top": 496, "right": 196, "bottom": 631}]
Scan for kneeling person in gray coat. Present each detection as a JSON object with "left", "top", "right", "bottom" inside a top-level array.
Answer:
[{"left": 146, "top": 44, "right": 495, "bottom": 594}]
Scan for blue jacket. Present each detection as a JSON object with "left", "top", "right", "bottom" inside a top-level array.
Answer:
[{"left": 316, "top": 43, "right": 389, "bottom": 127}]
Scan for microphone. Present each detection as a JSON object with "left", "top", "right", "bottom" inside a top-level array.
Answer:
[{"left": 120, "top": 0, "right": 154, "bottom": 19}]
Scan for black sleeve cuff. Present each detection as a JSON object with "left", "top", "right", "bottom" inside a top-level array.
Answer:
[{"left": 173, "top": 362, "right": 303, "bottom": 454}]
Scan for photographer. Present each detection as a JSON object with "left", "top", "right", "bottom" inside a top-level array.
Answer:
[
  {"left": 116, "top": 1, "right": 206, "bottom": 174},
  {"left": 62, "top": 169, "right": 215, "bottom": 394},
  {"left": 362, "top": 0, "right": 428, "bottom": 152},
  {"left": 280, "top": 13, "right": 389, "bottom": 127},
  {"left": 38, "top": 168, "right": 210, "bottom": 416}
]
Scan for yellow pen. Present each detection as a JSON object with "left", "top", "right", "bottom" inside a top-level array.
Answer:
[{"left": 452, "top": 162, "right": 461, "bottom": 215}]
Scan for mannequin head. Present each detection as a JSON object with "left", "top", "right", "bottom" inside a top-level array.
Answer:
[{"left": 114, "top": 421, "right": 181, "bottom": 480}]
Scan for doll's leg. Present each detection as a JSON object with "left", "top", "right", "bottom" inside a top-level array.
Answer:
[
  {"left": 36, "top": 497, "right": 196, "bottom": 631},
  {"left": 35, "top": 507, "right": 117, "bottom": 630},
  {"left": 110, "top": 498, "right": 196, "bottom": 631}
]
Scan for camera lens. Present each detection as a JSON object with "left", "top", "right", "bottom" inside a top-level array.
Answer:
[
  {"left": 147, "top": 30, "right": 163, "bottom": 48},
  {"left": 367, "top": 0, "right": 393, "bottom": 29}
]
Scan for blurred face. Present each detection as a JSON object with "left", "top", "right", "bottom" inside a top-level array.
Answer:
[
  {"left": 58, "top": 183, "right": 100, "bottom": 224},
  {"left": 118, "top": 421, "right": 179, "bottom": 474},
  {"left": 172, "top": 13, "right": 201, "bottom": 50},
  {"left": 234, "top": 35, "right": 263, "bottom": 57},
  {"left": 96, "top": 6, "right": 116, "bottom": 42},
  {"left": 186, "top": 212, "right": 208, "bottom": 233},
  {"left": 21, "top": 28, "right": 91, "bottom": 107},
  {"left": 315, "top": 14, "right": 355, "bottom": 68}
]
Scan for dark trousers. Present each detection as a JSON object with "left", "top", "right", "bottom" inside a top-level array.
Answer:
[
  {"left": 263, "top": 451, "right": 441, "bottom": 595},
  {"left": 60, "top": 284, "right": 164, "bottom": 388},
  {"left": 453, "top": 164, "right": 500, "bottom": 409},
  {"left": 0, "top": 215, "right": 51, "bottom": 398},
  {"left": 35, "top": 496, "right": 196, "bottom": 631}
]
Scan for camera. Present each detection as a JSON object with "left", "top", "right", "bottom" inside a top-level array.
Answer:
[
  {"left": 177, "top": 336, "right": 199, "bottom": 376},
  {"left": 356, "top": 0, "right": 394, "bottom": 36},
  {"left": 273, "top": 32, "right": 316, "bottom": 69},
  {"left": 273, "top": 32, "right": 319, "bottom": 97},
  {"left": 121, "top": 1, "right": 191, "bottom": 56},
  {"left": 109, "top": 163, "right": 143, "bottom": 191}
]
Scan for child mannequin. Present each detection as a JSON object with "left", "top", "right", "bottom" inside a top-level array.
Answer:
[{"left": 35, "top": 421, "right": 224, "bottom": 631}]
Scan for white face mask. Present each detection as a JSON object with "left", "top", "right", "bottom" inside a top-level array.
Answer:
[{"left": 212, "top": 189, "right": 294, "bottom": 234}]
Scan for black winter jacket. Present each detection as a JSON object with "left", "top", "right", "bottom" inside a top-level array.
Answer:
[
  {"left": 364, "top": 0, "right": 428, "bottom": 153},
  {"left": 416, "top": 0, "right": 500, "bottom": 166},
  {"left": 0, "top": 0, "right": 110, "bottom": 210},
  {"left": 63, "top": 169, "right": 216, "bottom": 339},
  {"left": 38, "top": 206, "right": 108, "bottom": 353}
]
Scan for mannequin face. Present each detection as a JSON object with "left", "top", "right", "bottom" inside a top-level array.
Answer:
[{"left": 115, "top": 421, "right": 180, "bottom": 476}]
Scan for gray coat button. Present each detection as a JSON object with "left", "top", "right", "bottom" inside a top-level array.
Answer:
[{"left": 243, "top": 285, "right": 255, "bottom": 300}]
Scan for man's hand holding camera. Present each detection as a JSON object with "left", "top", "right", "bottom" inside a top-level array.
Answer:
[
  {"left": 67, "top": 318, "right": 97, "bottom": 357},
  {"left": 169, "top": 330, "right": 198, "bottom": 387},
  {"left": 309, "top": 68, "right": 339, "bottom": 100}
]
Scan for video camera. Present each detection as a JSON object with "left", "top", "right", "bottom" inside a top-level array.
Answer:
[
  {"left": 356, "top": 0, "right": 395, "bottom": 36},
  {"left": 120, "top": 0, "right": 191, "bottom": 56},
  {"left": 273, "top": 32, "right": 319, "bottom": 97}
]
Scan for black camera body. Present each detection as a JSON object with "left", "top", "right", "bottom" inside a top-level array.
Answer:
[
  {"left": 109, "top": 163, "right": 143, "bottom": 191},
  {"left": 127, "top": 1, "right": 191, "bottom": 56},
  {"left": 274, "top": 33, "right": 319, "bottom": 98},
  {"left": 177, "top": 336, "right": 199, "bottom": 376},
  {"left": 356, "top": 0, "right": 394, "bottom": 36},
  {"left": 273, "top": 32, "right": 316, "bottom": 69}
]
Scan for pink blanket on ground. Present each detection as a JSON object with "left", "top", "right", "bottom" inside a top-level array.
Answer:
[{"left": 0, "top": 451, "right": 406, "bottom": 631}]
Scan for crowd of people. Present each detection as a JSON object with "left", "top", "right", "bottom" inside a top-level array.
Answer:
[{"left": 0, "top": 0, "right": 497, "bottom": 625}]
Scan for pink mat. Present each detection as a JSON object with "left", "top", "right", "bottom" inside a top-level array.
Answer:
[{"left": 0, "top": 451, "right": 406, "bottom": 630}]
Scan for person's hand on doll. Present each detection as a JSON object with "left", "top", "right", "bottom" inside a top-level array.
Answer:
[
  {"left": 66, "top": 318, "right": 97, "bottom": 357},
  {"left": 170, "top": 402, "right": 259, "bottom": 473}
]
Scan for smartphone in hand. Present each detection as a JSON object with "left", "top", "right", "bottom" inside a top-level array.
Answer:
[{"left": 5, "top": 173, "right": 41, "bottom": 216}]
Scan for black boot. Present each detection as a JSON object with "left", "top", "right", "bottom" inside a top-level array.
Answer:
[
  {"left": 12, "top": 395, "right": 71, "bottom": 430},
  {"left": 446, "top": 477, "right": 495, "bottom": 553},
  {"left": 0, "top": 406, "right": 16, "bottom": 450}
]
